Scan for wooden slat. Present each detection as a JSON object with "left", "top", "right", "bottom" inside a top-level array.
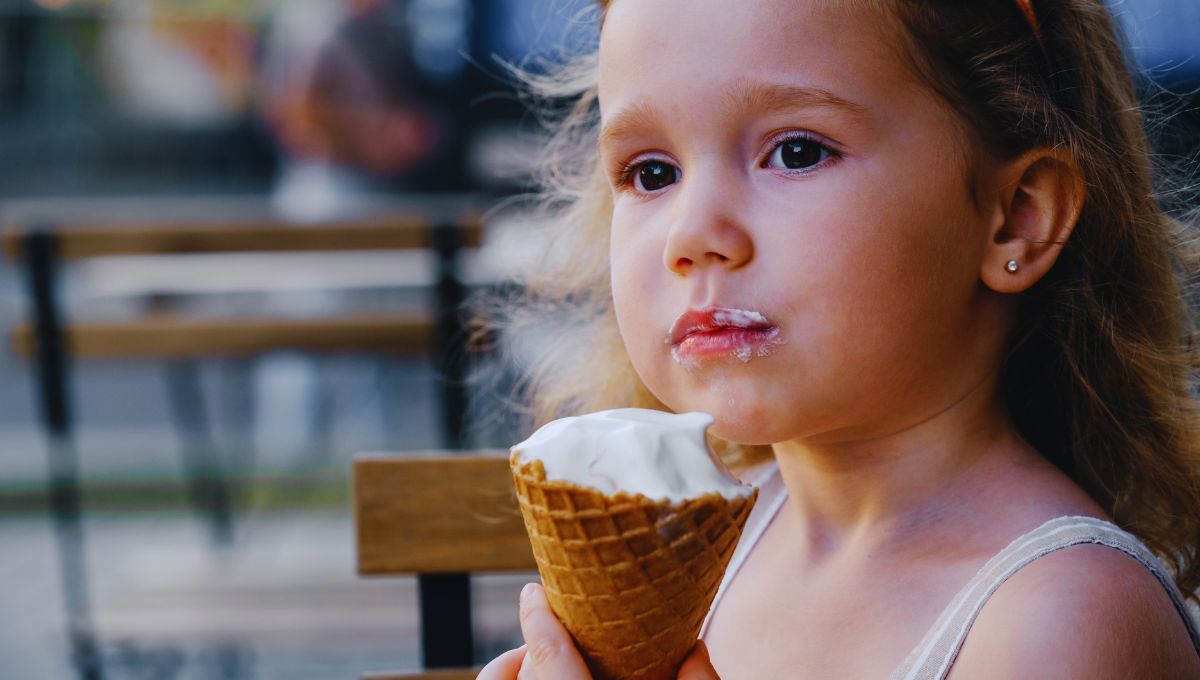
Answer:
[
  {"left": 9, "top": 313, "right": 433, "bottom": 359},
  {"left": 354, "top": 452, "right": 536, "bottom": 575},
  {"left": 362, "top": 669, "right": 479, "bottom": 680},
  {"left": 1, "top": 215, "right": 483, "bottom": 261}
]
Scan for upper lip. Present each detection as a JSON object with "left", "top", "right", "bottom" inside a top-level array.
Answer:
[{"left": 668, "top": 307, "right": 775, "bottom": 345}]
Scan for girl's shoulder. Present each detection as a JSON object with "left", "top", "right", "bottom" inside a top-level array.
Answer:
[{"left": 949, "top": 535, "right": 1200, "bottom": 678}]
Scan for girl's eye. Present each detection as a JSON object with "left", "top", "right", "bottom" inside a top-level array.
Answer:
[
  {"left": 629, "top": 160, "right": 679, "bottom": 192},
  {"left": 765, "top": 136, "right": 834, "bottom": 171}
]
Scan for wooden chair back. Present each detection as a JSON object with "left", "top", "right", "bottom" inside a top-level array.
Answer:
[
  {"left": 2, "top": 214, "right": 483, "bottom": 359},
  {"left": 0, "top": 215, "right": 481, "bottom": 260},
  {"left": 353, "top": 451, "right": 535, "bottom": 680}
]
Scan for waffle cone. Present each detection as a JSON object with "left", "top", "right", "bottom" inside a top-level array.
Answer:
[{"left": 510, "top": 452, "right": 757, "bottom": 680}]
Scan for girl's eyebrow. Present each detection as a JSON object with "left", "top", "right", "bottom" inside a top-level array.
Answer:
[
  {"left": 599, "top": 82, "right": 872, "bottom": 152},
  {"left": 598, "top": 102, "right": 659, "bottom": 154},
  {"left": 725, "top": 82, "right": 871, "bottom": 120}
]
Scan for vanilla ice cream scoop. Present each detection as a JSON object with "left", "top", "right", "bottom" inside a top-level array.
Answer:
[{"left": 511, "top": 408, "right": 754, "bottom": 503}]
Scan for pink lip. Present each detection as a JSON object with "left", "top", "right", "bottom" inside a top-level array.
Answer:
[{"left": 668, "top": 307, "right": 781, "bottom": 360}]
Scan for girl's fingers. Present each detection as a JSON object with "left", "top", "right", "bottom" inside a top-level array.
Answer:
[
  {"left": 677, "top": 640, "right": 721, "bottom": 680},
  {"left": 517, "top": 583, "right": 592, "bottom": 679},
  {"left": 476, "top": 645, "right": 526, "bottom": 680}
]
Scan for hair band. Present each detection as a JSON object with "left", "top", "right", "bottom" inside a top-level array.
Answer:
[{"left": 1013, "top": 0, "right": 1042, "bottom": 42}]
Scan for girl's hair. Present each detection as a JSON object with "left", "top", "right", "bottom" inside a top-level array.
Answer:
[{"left": 486, "top": 0, "right": 1200, "bottom": 596}]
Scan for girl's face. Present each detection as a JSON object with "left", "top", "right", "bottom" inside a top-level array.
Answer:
[{"left": 600, "top": 0, "right": 1005, "bottom": 445}]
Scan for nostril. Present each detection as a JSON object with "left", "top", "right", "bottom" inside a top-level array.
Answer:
[{"left": 675, "top": 257, "right": 694, "bottom": 269}]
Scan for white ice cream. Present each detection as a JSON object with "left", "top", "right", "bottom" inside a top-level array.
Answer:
[{"left": 512, "top": 408, "right": 755, "bottom": 503}]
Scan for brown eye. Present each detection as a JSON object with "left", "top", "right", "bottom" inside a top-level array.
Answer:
[
  {"left": 635, "top": 161, "right": 678, "bottom": 191},
  {"left": 767, "top": 136, "right": 833, "bottom": 171}
]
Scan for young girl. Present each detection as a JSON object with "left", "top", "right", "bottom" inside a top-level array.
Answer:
[{"left": 479, "top": 0, "right": 1200, "bottom": 677}]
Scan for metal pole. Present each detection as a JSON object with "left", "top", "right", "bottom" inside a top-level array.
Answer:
[
  {"left": 164, "top": 360, "right": 233, "bottom": 546},
  {"left": 417, "top": 573, "right": 475, "bottom": 666},
  {"left": 25, "top": 230, "right": 104, "bottom": 680},
  {"left": 421, "top": 221, "right": 474, "bottom": 666},
  {"left": 432, "top": 221, "right": 468, "bottom": 450}
]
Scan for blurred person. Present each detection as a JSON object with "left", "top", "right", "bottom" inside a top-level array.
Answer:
[
  {"left": 253, "top": 0, "right": 455, "bottom": 462},
  {"left": 257, "top": 0, "right": 446, "bottom": 220},
  {"left": 100, "top": 2, "right": 256, "bottom": 127}
]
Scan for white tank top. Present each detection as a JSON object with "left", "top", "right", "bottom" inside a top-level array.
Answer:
[{"left": 699, "top": 461, "right": 1200, "bottom": 679}]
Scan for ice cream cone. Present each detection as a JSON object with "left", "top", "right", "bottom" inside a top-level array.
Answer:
[{"left": 511, "top": 453, "right": 757, "bottom": 680}]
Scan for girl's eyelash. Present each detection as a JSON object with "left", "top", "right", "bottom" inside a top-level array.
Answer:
[
  {"left": 614, "top": 157, "right": 663, "bottom": 190},
  {"left": 611, "top": 131, "right": 840, "bottom": 190},
  {"left": 614, "top": 163, "right": 635, "bottom": 189},
  {"left": 760, "top": 131, "right": 841, "bottom": 169}
]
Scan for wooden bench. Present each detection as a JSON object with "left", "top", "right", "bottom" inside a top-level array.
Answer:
[
  {"left": 354, "top": 451, "right": 536, "bottom": 680},
  {"left": 3, "top": 215, "right": 482, "bottom": 360},
  {"left": 5, "top": 211, "right": 482, "bottom": 540},
  {"left": 3, "top": 202, "right": 485, "bottom": 679}
]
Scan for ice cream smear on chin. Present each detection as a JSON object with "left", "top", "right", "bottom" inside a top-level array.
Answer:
[{"left": 512, "top": 408, "right": 754, "bottom": 504}]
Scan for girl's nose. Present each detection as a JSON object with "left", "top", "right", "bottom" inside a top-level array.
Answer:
[{"left": 662, "top": 178, "right": 754, "bottom": 276}]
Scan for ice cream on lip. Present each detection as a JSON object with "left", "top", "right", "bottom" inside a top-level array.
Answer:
[
  {"left": 666, "top": 307, "right": 776, "bottom": 345},
  {"left": 510, "top": 408, "right": 753, "bottom": 504},
  {"left": 666, "top": 306, "right": 785, "bottom": 366}
]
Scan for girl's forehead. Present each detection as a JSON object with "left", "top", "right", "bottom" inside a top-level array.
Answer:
[{"left": 597, "top": 0, "right": 915, "bottom": 117}]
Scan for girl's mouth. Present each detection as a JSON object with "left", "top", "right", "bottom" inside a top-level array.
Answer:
[{"left": 667, "top": 307, "right": 783, "bottom": 364}]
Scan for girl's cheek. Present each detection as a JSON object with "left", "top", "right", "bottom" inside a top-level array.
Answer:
[
  {"left": 611, "top": 252, "right": 662, "bottom": 359},
  {"left": 611, "top": 217, "right": 657, "bottom": 289},
  {"left": 609, "top": 249, "right": 637, "bottom": 317}
]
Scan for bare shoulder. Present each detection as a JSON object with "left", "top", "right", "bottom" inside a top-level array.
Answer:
[{"left": 951, "top": 543, "right": 1200, "bottom": 679}]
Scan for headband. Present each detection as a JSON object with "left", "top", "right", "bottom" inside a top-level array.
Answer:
[{"left": 1014, "top": 0, "right": 1042, "bottom": 42}]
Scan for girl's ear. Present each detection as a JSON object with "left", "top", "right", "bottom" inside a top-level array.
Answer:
[{"left": 980, "top": 148, "right": 1085, "bottom": 294}]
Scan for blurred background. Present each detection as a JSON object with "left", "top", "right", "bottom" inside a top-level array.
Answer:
[{"left": 0, "top": 0, "right": 1195, "bottom": 678}]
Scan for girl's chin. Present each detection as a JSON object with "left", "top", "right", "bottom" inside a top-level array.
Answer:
[
  {"left": 674, "top": 398, "right": 788, "bottom": 446},
  {"left": 641, "top": 369, "right": 799, "bottom": 442}
]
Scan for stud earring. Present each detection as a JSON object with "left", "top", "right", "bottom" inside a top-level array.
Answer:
[{"left": 1005, "top": 260, "right": 1020, "bottom": 273}]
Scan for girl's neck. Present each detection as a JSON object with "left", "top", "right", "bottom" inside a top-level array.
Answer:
[{"left": 771, "top": 375, "right": 1037, "bottom": 561}]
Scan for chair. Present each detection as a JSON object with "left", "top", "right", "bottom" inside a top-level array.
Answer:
[
  {"left": 354, "top": 450, "right": 537, "bottom": 680},
  {"left": 3, "top": 201, "right": 484, "bottom": 679}
]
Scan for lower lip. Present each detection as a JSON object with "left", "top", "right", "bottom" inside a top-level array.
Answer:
[{"left": 673, "top": 327, "right": 780, "bottom": 360}]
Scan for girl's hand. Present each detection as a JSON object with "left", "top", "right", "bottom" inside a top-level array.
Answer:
[
  {"left": 476, "top": 583, "right": 721, "bottom": 680},
  {"left": 676, "top": 639, "right": 722, "bottom": 679},
  {"left": 478, "top": 582, "right": 590, "bottom": 679}
]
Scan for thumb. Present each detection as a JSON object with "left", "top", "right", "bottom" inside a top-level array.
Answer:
[
  {"left": 517, "top": 583, "right": 591, "bottom": 679},
  {"left": 677, "top": 640, "right": 720, "bottom": 680}
]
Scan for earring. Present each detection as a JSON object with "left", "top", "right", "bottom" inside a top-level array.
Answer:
[{"left": 1005, "top": 259, "right": 1020, "bottom": 273}]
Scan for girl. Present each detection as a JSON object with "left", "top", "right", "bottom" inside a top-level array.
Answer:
[{"left": 480, "top": 0, "right": 1200, "bottom": 677}]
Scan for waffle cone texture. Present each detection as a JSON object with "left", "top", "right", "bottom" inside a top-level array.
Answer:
[{"left": 510, "top": 452, "right": 757, "bottom": 680}]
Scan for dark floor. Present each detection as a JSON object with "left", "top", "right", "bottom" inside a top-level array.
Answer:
[{"left": 0, "top": 510, "right": 529, "bottom": 679}]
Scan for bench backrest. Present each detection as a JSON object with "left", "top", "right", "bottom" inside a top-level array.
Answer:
[
  {"left": 353, "top": 451, "right": 535, "bottom": 680},
  {"left": 354, "top": 451, "right": 534, "bottom": 575},
  {"left": 3, "top": 213, "right": 482, "bottom": 360}
]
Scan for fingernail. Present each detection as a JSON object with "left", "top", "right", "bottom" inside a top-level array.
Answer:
[{"left": 520, "top": 582, "right": 536, "bottom": 605}]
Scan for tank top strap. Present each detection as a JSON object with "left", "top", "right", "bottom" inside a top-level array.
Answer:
[
  {"left": 699, "top": 460, "right": 786, "bottom": 639},
  {"left": 890, "top": 515, "right": 1200, "bottom": 680}
]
